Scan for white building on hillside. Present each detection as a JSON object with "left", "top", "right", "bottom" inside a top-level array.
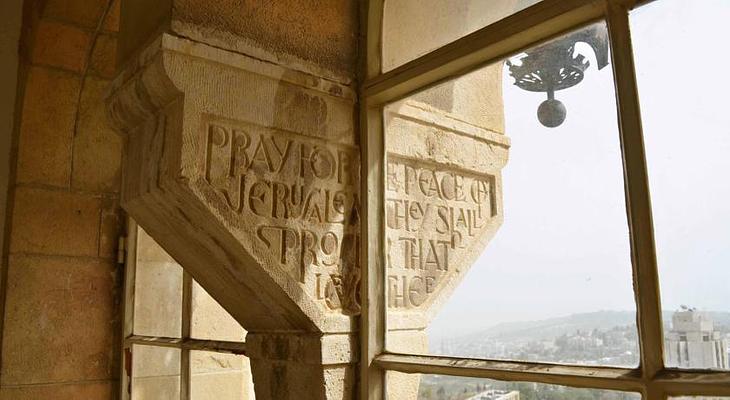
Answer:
[
  {"left": 664, "top": 307, "right": 728, "bottom": 369},
  {"left": 466, "top": 390, "right": 520, "bottom": 400}
]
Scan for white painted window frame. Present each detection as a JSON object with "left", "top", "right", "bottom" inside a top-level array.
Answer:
[{"left": 359, "top": 1, "right": 730, "bottom": 399}]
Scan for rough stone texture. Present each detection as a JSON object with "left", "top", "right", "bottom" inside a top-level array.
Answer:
[
  {"left": 191, "top": 351, "right": 254, "bottom": 400},
  {"left": 31, "top": 20, "right": 91, "bottom": 73},
  {"left": 108, "top": 30, "right": 359, "bottom": 398},
  {"left": 105, "top": 1, "right": 511, "bottom": 398},
  {"left": 72, "top": 76, "right": 123, "bottom": 192},
  {"left": 131, "top": 345, "right": 181, "bottom": 400},
  {"left": 119, "top": 0, "right": 358, "bottom": 83},
  {"left": 10, "top": 187, "right": 104, "bottom": 257},
  {"left": 1, "top": 0, "right": 123, "bottom": 396},
  {"left": 246, "top": 333, "right": 356, "bottom": 400},
  {"left": 15, "top": 66, "right": 80, "bottom": 187},
  {"left": 109, "top": 33, "right": 359, "bottom": 332},
  {"left": 44, "top": 0, "right": 110, "bottom": 29},
  {"left": 384, "top": 99, "right": 509, "bottom": 333},
  {"left": 1, "top": 255, "right": 117, "bottom": 385},
  {"left": 382, "top": 0, "right": 523, "bottom": 71},
  {"left": 191, "top": 281, "right": 246, "bottom": 341},
  {"left": 91, "top": 33, "right": 118, "bottom": 79},
  {"left": 0, "top": 381, "right": 114, "bottom": 400},
  {"left": 172, "top": 0, "right": 358, "bottom": 81}
]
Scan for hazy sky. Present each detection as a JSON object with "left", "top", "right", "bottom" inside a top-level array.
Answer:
[{"left": 428, "top": 0, "right": 730, "bottom": 339}]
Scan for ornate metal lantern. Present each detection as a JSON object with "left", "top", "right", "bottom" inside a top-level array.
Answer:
[{"left": 506, "top": 25, "right": 610, "bottom": 128}]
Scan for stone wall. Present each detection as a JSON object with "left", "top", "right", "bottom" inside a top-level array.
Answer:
[
  {"left": 1, "top": 0, "right": 361, "bottom": 399},
  {"left": 0, "top": 0, "right": 124, "bottom": 398}
]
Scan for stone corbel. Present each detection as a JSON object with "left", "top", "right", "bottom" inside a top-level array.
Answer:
[{"left": 106, "top": 32, "right": 360, "bottom": 334}]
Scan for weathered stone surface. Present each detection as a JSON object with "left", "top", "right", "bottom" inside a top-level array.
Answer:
[
  {"left": 384, "top": 99, "right": 509, "bottom": 333},
  {"left": 246, "top": 332, "right": 357, "bottom": 400},
  {"left": 72, "top": 77, "right": 122, "bottom": 192},
  {"left": 10, "top": 187, "right": 102, "bottom": 257},
  {"left": 191, "top": 281, "right": 246, "bottom": 342},
  {"left": 16, "top": 67, "right": 80, "bottom": 187},
  {"left": 90, "top": 34, "right": 118, "bottom": 78},
  {"left": 108, "top": 34, "right": 358, "bottom": 333},
  {"left": 0, "top": 255, "right": 117, "bottom": 385},
  {"left": 118, "top": 0, "right": 357, "bottom": 82},
  {"left": 1, "top": 2, "right": 124, "bottom": 398},
  {"left": 0, "top": 381, "right": 114, "bottom": 400},
  {"left": 31, "top": 20, "right": 91, "bottom": 73},
  {"left": 131, "top": 345, "right": 181, "bottom": 400},
  {"left": 102, "top": 0, "right": 120, "bottom": 33},
  {"left": 44, "top": 0, "right": 110, "bottom": 30},
  {"left": 108, "top": 33, "right": 360, "bottom": 398},
  {"left": 383, "top": 0, "right": 521, "bottom": 72},
  {"left": 191, "top": 351, "right": 254, "bottom": 400},
  {"left": 133, "top": 227, "right": 183, "bottom": 337},
  {"left": 105, "top": 2, "right": 512, "bottom": 398}
]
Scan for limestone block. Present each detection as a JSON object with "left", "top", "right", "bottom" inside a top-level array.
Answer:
[
  {"left": 191, "top": 281, "right": 246, "bottom": 342},
  {"left": 190, "top": 351, "right": 254, "bottom": 400},
  {"left": 31, "top": 20, "right": 90, "bottom": 73},
  {"left": 119, "top": 0, "right": 358, "bottom": 82},
  {"left": 16, "top": 67, "right": 80, "bottom": 187},
  {"left": 133, "top": 228, "right": 183, "bottom": 337},
  {"left": 246, "top": 332, "right": 356, "bottom": 400},
  {"left": 383, "top": 0, "right": 521, "bottom": 71},
  {"left": 131, "top": 376, "right": 180, "bottom": 400},
  {"left": 132, "top": 345, "right": 180, "bottom": 378},
  {"left": 385, "top": 330, "right": 428, "bottom": 399},
  {"left": 108, "top": 34, "right": 359, "bottom": 333},
  {"left": 1, "top": 255, "right": 117, "bottom": 385},
  {"left": 90, "top": 34, "right": 118, "bottom": 79},
  {"left": 0, "top": 382, "right": 113, "bottom": 400},
  {"left": 72, "top": 76, "right": 122, "bottom": 192},
  {"left": 44, "top": 0, "right": 110, "bottom": 30},
  {"left": 384, "top": 99, "right": 510, "bottom": 332},
  {"left": 102, "top": 0, "right": 120, "bottom": 33},
  {"left": 10, "top": 187, "right": 102, "bottom": 257},
  {"left": 387, "top": 371, "right": 422, "bottom": 400},
  {"left": 130, "top": 346, "right": 181, "bottom": 400}
]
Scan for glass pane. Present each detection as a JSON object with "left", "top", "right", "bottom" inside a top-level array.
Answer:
[
  {"left": 131, "top": 345, "right": 181, "bottom": 400},
  {"left": 382, "top": 0, "right": 542, "bottom": 72},
  {"left": 190, "top": 351, "right": 255, "bottom": 400},
  {"left": 387, "top": 371, "right": 640, "bottom": 400},
  {"left": 134, "top": 227, "right": 183, "bottom": 337},
  {"left": 191, "top": 281, "right": 246, "bottom": 342},
  {"left": 383, "top": 22, "right": 639, "bottom": 367},
  {"left": 631, "top": 0, "right": 730, "bottom": 371}
]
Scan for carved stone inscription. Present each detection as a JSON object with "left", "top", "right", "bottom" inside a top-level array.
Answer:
[
  {"left": 386, "top": 155, "right": 496, "bottom": 309},
  {"left": 203, "top": 117, "right": 361, "bottom": 315}
]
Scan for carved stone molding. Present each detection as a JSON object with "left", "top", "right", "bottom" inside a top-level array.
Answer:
[
  {"left": 107, "top": 33, "right": 359, "bottom": 334},
  {"left": 384, "top": 99, "right": 510, "bottom": 332}
]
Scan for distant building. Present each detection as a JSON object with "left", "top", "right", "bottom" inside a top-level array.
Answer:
[
  {"left": 466, "top": 390, "right": 520, "bottom": 400},
  {"left": 664, "top": 308, "right": 728, "bottom": 369}
]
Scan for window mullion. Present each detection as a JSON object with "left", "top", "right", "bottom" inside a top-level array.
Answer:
[
  {"left": 180, "top": 272, "right": 192, "bottom": 400},
  {"left": 362, "top": 1, "right": 386, "bottom": 400},
  {"left": 375, "top": 353, "right": 644, "bottom": 392},
  {"left": 120, "top": 218, "right": 137, "bottom": 400},
  {"left": 605, "top": 0, "right": 664, "bottom": 388}
]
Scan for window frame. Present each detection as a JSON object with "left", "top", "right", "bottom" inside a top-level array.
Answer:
[
  {"left": 359, "top": 0, "right": 730, "bottom": 399},
  {"left": 120, "top": 219, "right": 249, "bottom": 400}
]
